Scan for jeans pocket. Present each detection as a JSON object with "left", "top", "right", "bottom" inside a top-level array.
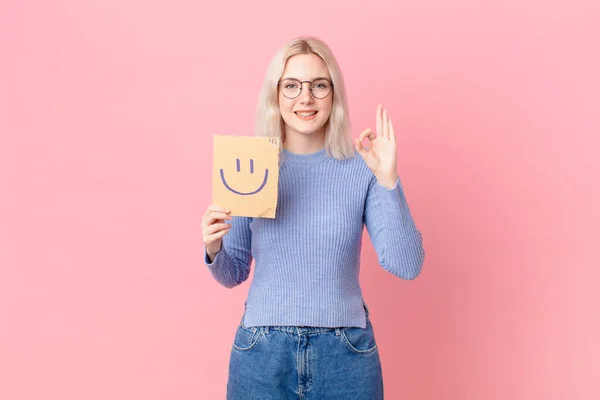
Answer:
[
  {"left": 340, "top": 319, "right": 378, "bottom": 355},
  {"left": 232, "top": 324, "right": 263, "bottom": 352}
]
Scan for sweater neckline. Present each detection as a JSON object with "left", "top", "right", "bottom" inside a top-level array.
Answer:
[{"left": 282, "top": 147, "right": 328, "bottom": 164}]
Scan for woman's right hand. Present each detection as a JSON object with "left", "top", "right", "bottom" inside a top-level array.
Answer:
[{"left": 202, "top": 205, "right": 232, "bottom": 260}]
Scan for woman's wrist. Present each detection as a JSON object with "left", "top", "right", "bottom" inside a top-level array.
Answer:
[{"left": 376, "top": 173, "right": 398, "bottom": 189}]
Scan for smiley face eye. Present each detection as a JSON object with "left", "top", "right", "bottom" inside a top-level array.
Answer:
[{"left": 236, "top": 158, "right": 254, "bottom": 173}]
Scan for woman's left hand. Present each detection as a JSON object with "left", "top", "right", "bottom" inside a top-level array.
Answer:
[{"left": 355, "top": 104, "right": 399, "bottom": 189}]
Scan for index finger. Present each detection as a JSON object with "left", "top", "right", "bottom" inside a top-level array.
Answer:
[
  {"left": 207, "top": 205, "right": 230, "bottom": 214},
  {"left": 358, "top": 128, "right": 376, "bottom": 142}
]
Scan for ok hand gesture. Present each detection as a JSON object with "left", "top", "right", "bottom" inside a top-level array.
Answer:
[{"left": 355, "top": 104, "right": 399, "bottom": 189}]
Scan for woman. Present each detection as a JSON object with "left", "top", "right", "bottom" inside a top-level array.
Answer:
[{"left": 202, "top": 36, "right": 425, "bottom": 399}]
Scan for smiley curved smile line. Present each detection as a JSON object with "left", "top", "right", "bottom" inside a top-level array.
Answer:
[{"left": 219, "top": 169, "right": 269, "bottom": 195}]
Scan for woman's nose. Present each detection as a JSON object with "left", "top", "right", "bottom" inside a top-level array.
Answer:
[{"left": 299, "top": 83, "right": 314, "bottom": 104}]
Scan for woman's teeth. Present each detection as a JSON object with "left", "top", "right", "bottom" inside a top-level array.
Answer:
[{"left": 296, "top": 111, "right": 317, "bottom": 117}]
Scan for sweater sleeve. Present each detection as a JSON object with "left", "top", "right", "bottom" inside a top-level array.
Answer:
[
  {"left": 204, "top": 216, "right": 253, "bottom": 288},
  {"left": 363, "top": 175, "right": 425, "bottom": 280}
]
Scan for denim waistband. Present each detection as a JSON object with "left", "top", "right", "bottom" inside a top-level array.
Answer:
[{"left": 267, "top": 325, "right": 338, "bottom": 334}]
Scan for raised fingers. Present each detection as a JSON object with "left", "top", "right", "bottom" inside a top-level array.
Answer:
[
  {"left": 389, "top": 118, "right": 396, "bottom": 142},
  {"left": 383, "top": 108, "right": 389, "bottom": 139},
  {"left": 376, "top": 104, "right": 383, "bottom": 137}
]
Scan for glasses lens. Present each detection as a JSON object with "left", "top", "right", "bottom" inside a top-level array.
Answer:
[
  {"left": 311, "top": 79, "right": 332, "bottom": 99},
  {"left": 280, "top": 79, "right": 301, "bottom": 98}
]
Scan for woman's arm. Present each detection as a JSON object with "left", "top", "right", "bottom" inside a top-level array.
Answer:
[
  {"left": 204, "top": 216, "right": 253, "bottom": 288},
  {"left": 356, "top": 104, "right": 425, "bottom": 279},
  {"left": 364, "top": 175, "right": 425, "bottom": 279}
]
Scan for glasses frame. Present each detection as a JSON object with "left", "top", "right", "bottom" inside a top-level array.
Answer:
[{"left": 278, "top": 78, "right": 334, "bottom": 99}]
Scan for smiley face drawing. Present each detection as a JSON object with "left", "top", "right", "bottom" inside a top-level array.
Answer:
[
  {"left": 220, "top": 158, "right": 269, "bottom": 195},
  {"left": 212, "top": 135, "right": 280, "bottom": 218}
]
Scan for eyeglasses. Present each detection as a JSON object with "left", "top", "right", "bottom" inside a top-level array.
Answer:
[{"left": 278, "top": 78, "right": 333, "bottom": 99}]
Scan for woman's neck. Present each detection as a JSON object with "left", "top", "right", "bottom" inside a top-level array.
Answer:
[{"left": 283, "top": 130, "right": 325, "bottom": 154}]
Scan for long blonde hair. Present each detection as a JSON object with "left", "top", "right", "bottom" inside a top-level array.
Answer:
[{"left": 255, "top": 36, "right": 355, "bottom": 160}]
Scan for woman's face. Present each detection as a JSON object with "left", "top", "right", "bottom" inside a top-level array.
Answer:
[{"left": 278, "top": 54, "right": 333, "bottom": 140}]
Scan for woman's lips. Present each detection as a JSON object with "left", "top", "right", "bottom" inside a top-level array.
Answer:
[{"left": 295, "top": 111, "right": 318, "bottom": 121}]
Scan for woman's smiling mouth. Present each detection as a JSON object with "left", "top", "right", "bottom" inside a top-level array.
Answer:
[{"left": 295, "top": 110, "right": 318, "bottom": 120}]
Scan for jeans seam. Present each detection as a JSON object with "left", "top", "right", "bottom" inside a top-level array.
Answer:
[
  {"left": 340, "top": 330, "right": 378, "bottom": 355},
  {"left": 232, "top": 328, "right": 264, "bottom": 352}
]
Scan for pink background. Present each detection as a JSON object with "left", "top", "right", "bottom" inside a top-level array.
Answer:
[{"left": 1, "top": 1, "right": 598, "bottom": 399}]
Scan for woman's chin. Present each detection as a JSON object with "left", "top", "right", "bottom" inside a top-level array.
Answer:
[{"left": 291, "top": 124, "right": 326, "bottom": 136}]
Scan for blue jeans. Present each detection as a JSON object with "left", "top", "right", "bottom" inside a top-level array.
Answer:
[{"left": 226, "top": 305, "right": 384, "bottom": 399}]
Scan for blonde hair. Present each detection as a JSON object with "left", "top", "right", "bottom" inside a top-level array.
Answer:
[{"left": 255, "top": 36, "right": 355, "bottom": 160}]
